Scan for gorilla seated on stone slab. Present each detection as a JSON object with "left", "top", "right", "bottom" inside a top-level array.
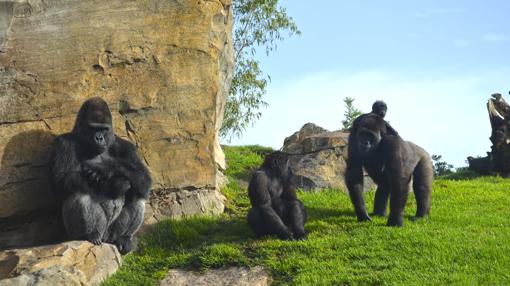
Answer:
[
  {"left": 345, "top": 113, "right": 433, "bottom": 227},
  {"left": 49, "top": 97, "right": 151, "bottom": 254},
  {"left": 247, "top": 151, "right": 307, "bottom": 240}
]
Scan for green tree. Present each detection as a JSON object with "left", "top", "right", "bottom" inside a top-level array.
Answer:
[
  {"left": 221, "top": 0, "right": 300, "bottom": 140},
  {"left": 431, "top": 154, "right": 454, "bottom": 177},
  {"left": 341, "top": 97, "right": 363, "bottom": 131}
]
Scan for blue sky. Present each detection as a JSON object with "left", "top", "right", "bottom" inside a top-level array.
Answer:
[{"left": 226, "top": 1, "right": 510, "bottom": 167}]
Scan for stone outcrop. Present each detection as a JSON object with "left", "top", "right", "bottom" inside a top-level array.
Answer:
[
  {"left": 0, "top": 241, "right": 121, "bottom": 286},
  {"left": 160, "top": 267, "right": 270, "bottom": 286},
  {"left": 0, "top": 0, "right": 233, "bottom": 250},
  {"left": 283, "top": 123, "right": 349, "bottom": 190},
  {"left": 283, "top": 123, "right": 374, "bottom": 191}
]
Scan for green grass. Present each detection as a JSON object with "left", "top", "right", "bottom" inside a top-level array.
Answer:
[{"left": 103, "top": 146, "right": 510, "bottom": 286}]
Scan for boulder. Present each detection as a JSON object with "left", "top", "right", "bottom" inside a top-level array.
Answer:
[
  {"left": 282, "top": 123, "right": 374, "bottom": 191},
  {"left": 0, "top": 0, "right": 233, "bottom": 249},
  {"left": 160, "top": 267, "right": 270, "bottom": 286},
  {"left": 0, "top": 241, "right": 121, "bottom": 286}
]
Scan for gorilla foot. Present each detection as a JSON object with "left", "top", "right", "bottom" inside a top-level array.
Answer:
[
  {"left": 293, "top": 232, "right": 308, "bottom": 240},
  {"left": 357, "top": 214, "right": 372, "bottom": 222},
  {"left": 387, "top": 216, "right": 403, "bottom": 227},
  {"left": 410, "top": 215, "right": 428, "bottom": 222},
  {"left": 114, "top": 236, "right": 133, "bottom": 255},
  {"left": 87, "top": 231, "right": 103, "bottom": 245},
  {"left": 370, "top": 211, "right": 386, "bottom": 217}
]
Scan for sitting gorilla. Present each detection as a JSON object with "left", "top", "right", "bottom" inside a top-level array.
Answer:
[
  {"left": 345, "top": 113, "right": 433, "bottom": 227},
  {"left": 247, "top": 151, "right": 307, "bottom": 240},
  {"left": 50, "top": 97, "right": 151, "bottom": 254}
]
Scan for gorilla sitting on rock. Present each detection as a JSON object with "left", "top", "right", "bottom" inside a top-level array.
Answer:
[
  {"left": 247, "top": 151, "right": 307, "bottom": 240},
  {"left": 345, "top": 113, "right": 433, "bottom": 227},
  {"left": 50, "top": 97, "right": 151, "bottom": 254}
]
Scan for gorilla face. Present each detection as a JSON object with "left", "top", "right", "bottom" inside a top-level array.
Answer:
[
  {"left": 262, "top": 151, "right": 291, "bottom": 181},
  {"left": 372, "top": 101, "right": 388, "bottom": 118},
  {"left": 356, "top": 128, "right": 381, "bottom": 156},
  {"left": 74, "top": 97, "right": 114, "bottom": 154}
]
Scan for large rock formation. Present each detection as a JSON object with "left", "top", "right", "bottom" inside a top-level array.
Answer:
[
  {"left": 0, "top": 241, "right": 121, "bottom": 286},
  {"left": 282, "top": 123, "right": 374, "bottom": 191},
  {"left": 0, "top": 0, "right": 233, "bottom": 250}
]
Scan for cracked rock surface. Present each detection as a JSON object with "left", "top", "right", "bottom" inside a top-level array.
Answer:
[
  {"left": 0, "top": 241, "right": 121, "bottom": 286},
  {"left": 0, "top": 0, "right": 232, "bottom": 249},
  {"left": 282, "top": 123, "right": 375, "bottom": 191}
]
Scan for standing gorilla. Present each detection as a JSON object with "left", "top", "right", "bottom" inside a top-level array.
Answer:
[
  {"left": 345, "top": 113, "right": 433, "bottom": 226},
  {"left": 50, "top": 97, "right": 151, "bottom": 254},
  {"left": 247, "top": 151, "right": 307, "bottom": 240}
]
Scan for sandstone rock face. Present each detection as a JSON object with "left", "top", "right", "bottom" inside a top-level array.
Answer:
[
  {"left": 283, "top": 123, "right": 374, "bottom": 191},
  {"left": 0, "top": 0, "right": 233, "bottom": 249},
  {"left": 160, "top": 267, "right": 270, "bottom": 286},
  {"left": 283, "top": 123, "right": 349, "bottom": 190},
  {"left": 0, "top": 241, "right": 121, "bottom": 286}
]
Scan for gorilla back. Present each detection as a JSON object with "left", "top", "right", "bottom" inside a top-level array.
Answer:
[
  {"left": 50, "top": 97, "right": 151, "bottom": 254},
  {"left": 345, "top": 113, "right": 433, "bottom": 227}
]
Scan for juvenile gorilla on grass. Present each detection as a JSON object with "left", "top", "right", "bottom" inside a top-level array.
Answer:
[
  {"left": 247, "top": 151, "right": 308, "bottom": 240},
  {"left": 50, "top": 97, "right": 151, "bottom": 254},
  {"left": 346, "top": 113, "right": 433, "bottom": 227}
]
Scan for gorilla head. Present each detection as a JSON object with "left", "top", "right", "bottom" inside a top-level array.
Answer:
[
  {"left": 355, "top": 114, "right": 387, "bottom": 156},
  {"left": 73, "top": 97, "right": 114, "bottom": 154},
  {"left": 261, "top": 151, "right": 291, "bottom": 181},
  {"left": 372, "top": 100, "right": 388, "bottom": 118}
]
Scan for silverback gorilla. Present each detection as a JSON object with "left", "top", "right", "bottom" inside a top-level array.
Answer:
[
  {"left": 345, "top": 113, "right": 433, "bottom": 226},
  {"left": 247, "top": 151, "right": 307, "bottom": 240},
  {"left": 50, "top": 97, "right": 151, "bottom": 254}
]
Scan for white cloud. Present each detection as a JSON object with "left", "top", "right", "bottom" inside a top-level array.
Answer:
[
  {"left": 482, "top": 33, "right": 508, "bottom": 43},
  {"left": 225, "top": 69, "right": 510, "bottom": 168}
]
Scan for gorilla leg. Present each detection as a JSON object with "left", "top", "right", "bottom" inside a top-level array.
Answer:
[
  {"left": 284, "top": 200, "right": 308, "bottom": 239},
  {"left": 387, "top": 179, "right": 410, "bottom": 227},
  {"left": 247, "top": 206, "right": 293, "bottom": 240},
  {"left": 62, "top": 193, "right": 107, "bottom": 245},
  {"left": 247, "top": 207, "right": 268, "bottom": 237},
  {"left": 413, "top": 159, "right": 433, "bottom": 218},
  {"left": 372, "top": 185, "right": 389, "bottom": 216},
  {"left": 105, "top": 199, "right": 145, "bottom": 254}
]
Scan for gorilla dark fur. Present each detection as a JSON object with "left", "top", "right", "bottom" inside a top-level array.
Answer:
[
  {"left": 345, "top": 113, "right": 433, "bottom": 226},
  {"left": 370, "top": 100, "right": 398, "bottom": 136},
  {"left": 247, "top": 151, "right": 307, "bottom": 240},
  {"left": 50, "top": 97, "right": 151, "bottom": 254}
]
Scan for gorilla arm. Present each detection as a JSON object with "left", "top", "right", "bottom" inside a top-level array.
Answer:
[
  {"left": 50, "top": 135, "right": 95, "bottom": 197},
  {"left": 109, "top": 137, "right": 152, "bottom": 199},
  {"left": 345, "top": 132, "right": 372, "bottom": 222},
  {"left": 248, "top": 172, "right": 294, "bottom": 240}
]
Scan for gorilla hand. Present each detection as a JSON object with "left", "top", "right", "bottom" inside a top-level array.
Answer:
[
  {"left": 82, "top": 164, "right": 109, "bottom": 188},
  {"left": 104, "top": 176, "right": 131, "bottom": 198}
]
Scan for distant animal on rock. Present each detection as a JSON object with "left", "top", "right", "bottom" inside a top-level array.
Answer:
[
  {"left": 49, "top": 97, "right": 152, "bottom": 254},
  {"left": 345, "top": 113, "right": 433, "bottom": 226},
  {"left": 247, "top": 151, "right": 307, "bottom": 240}
]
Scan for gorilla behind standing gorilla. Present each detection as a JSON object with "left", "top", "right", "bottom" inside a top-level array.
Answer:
[
  {"left": 247, "top": 151, "right": 307, "bottom": 240},
  {"left": 50, "top": 97, "right": 151, "bottom": 254},
  {"left": 346, "top": 113, "right": 433, "bottom": 227}
]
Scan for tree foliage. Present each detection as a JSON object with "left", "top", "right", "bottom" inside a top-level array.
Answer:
[
  {"left": 221, "top": 0, "right": 300, "bottom": 140},
  {"left": 341, "top": 97, "right": 363, "bottom": 131},
  {"left": 432, "top": 154, "right": 454, "bottom": 177}
]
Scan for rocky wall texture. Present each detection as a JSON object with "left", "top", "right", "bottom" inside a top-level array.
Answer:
[{"left": 0, "top": 0, "right": 233, "bottom": 250}]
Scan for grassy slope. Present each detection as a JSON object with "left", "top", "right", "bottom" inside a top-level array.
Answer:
[{"left": 103, "top": 146, "right": 510, "bottom": 286}]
